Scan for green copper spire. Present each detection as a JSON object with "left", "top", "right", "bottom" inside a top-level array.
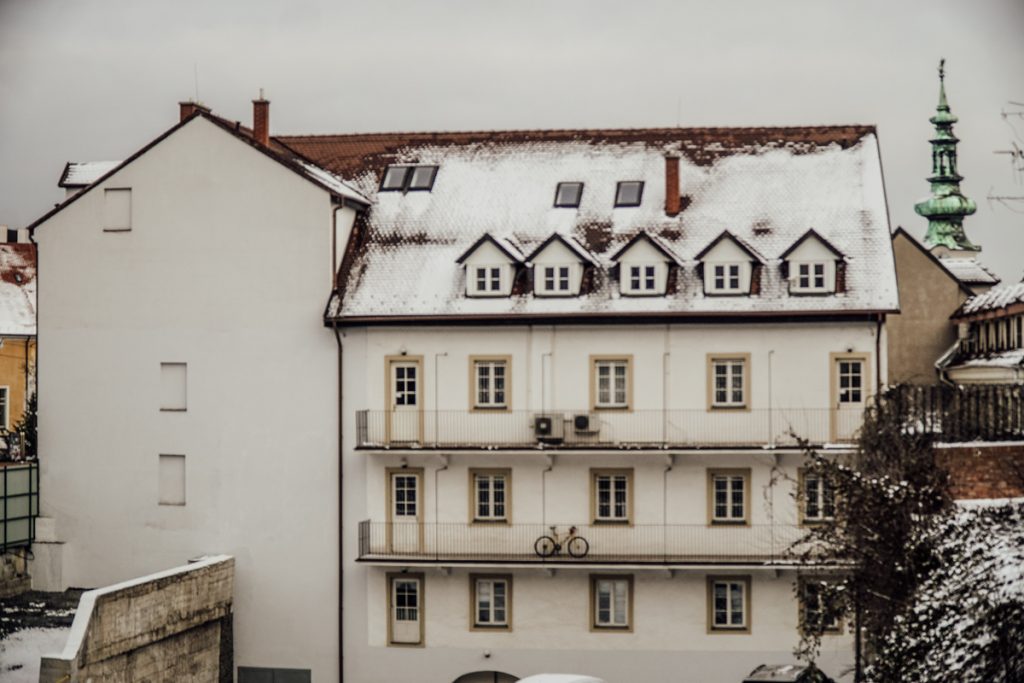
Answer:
[{"left": 914, "top": 59, "right": 979, "bottom": 251}]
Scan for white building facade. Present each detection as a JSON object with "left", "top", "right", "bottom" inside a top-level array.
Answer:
[
  {"left": 313, "top": 126, "right": 898, "bottom": 682},
  {"left": 29, "top": 109, "right": 898, "bottom": 683}
]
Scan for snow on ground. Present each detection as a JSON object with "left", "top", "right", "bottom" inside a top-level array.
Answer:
[{"left": 0, "top": 627, "right": 68, "bottom": 682}]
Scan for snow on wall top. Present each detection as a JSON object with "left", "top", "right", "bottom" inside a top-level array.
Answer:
[
  {"left": 285, "top": 126, "right": 896, "bottom": 320},
  {"left": 0, "top": 245, "right": 36, "bottom": 336},
  {"left": 941, "top": 257, "right": 1001, "bottom": 286},
  {"left": 58, "top": 161, "right": 121, "bottom": 188},
  {"left": 957, "top": 281, "right": 1024, "bottom": 317}
]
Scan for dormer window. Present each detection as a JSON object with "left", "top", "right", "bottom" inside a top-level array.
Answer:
[
  {"left": 456, "top": 233, "right": 524, "bottom": 298},
  {"left": 628, "top": 265, "right": 657, "bottom": 293},
  {"left": 713, "top": 264, "right": 742, "bottom": 292},
  {"left": 614, "top": 181, "right": 644, "bottom": 207},
  {"left": 793, "top": 262, "right": 828, "bottom": 292},
  {"left": 695, "top": 231, "right": 764, "bottom": 297},
  {"left": 554, "top": 182, "right": 584, "bottom": 208},
  {"left": 473, "top": 266, "right": 503, "bottom": 294},
  {"left": 540, "top": 265, "right": 571, "bottom": 293},
  {"left": 608, "top": 232, "right": 681, "bottom": 297},
  {"left": 781, "top": 229, "right": 844, "bottom": 296},
  {"left": 526, "top": 233, "right": 596, "bottom": 298},
  {"left": 380, "top": 165, "right": 438, "bottom": 192}
]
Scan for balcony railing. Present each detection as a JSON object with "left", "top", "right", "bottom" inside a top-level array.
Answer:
[
  {"left": 355, "top": 408, "right": 861, "bottom": 449},
  {"left": 357, "top": 520, "right": 815, "bottom": 565},
  {"left": 1, "top": 462, "right": 38, "bottom": 554}
]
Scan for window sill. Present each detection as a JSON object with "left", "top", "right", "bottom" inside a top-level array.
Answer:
[
  {"left": 470, "top": 405, "right": 510, "bottom": 412},
  {"left": 593, "top": 405, "right": 630, "bottom": 412},
  {"left": 471, "top": 519, "right": 510, "bottom": 525},
  {"left": 592, "top": 625, "right": 632, "bottom": 632},
  {"left": 471, "top": 624, "right": 511, "bottom": 631},
  {"left": 159, "top": 408, "right": 187, "bottom": 413},
  {"left": 709, "top": 404, "right": 748, "bottom": 411},
  {"left": 709, "top": 519, "right": 748, "bottom": 526},
  {"left": 102, "top": 227, "right": 132, "bottom": 233},
  {"left": 592, "top": 519, "right": 631, "bottom": 526},
  {"left": 709, "top": 626, "right": 750, "bottom": 635}
]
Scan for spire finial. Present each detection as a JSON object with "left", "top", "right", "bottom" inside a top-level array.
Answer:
[{"left": 939, "top": 58, "right": 945, "bottom": 83}]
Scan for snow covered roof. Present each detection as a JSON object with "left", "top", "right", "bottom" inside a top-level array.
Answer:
[
  {"left": 947, "top": 348, "right": 1024, "bottom": 370},
  {"left": 955, "top": 281, "right": 1024, "bottom": 318},
  {"left": 455, "top": 233, "right": 526, "bottom": 264},
  {"left": 58, "top": 161, "right": 121, "bottom": 188},
  {"left": 526, "top": 233, "right": 600, "bottom": 267},
  {"left": 306, "top": 125, "right": 897, "bottom": 322},
  {"left": 941, "top": 257, "right": 1001, "bottom": 286},
  {"left": 778, "top": 228, "right": 845, "bottom": 261},
  {"left": 694, "top": 230, "right": 766, "bottom": 263},
  {"left": 608, "top": 231, "right": 684, "bottom": 266},
  {"left": 0, "top": 245, "right": 36, "bottom": 336}
]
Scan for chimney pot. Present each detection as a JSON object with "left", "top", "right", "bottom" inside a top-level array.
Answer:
[
  {"left": 253, "top": 94, "right": 270, "bottom": 147},
  {"left": 665, "top": 154, "right": 681, "bottom": 217}
]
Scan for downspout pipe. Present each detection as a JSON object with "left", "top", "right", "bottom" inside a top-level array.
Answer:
[{"left": 332, "top": 320, "right": 344, "bottom": 683}]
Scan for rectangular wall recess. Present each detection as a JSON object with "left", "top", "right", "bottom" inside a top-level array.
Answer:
[
  {"left": 158, "top": 454, "right": 186, "bottom": 505},
  {"left": 103, "top": 188, "right": 132, "bottom": 231},
  {"left": 160, "top": 362, "right": 187, "bottom": 411}
]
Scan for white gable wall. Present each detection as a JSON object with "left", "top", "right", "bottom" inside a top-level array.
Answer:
[
  {"left": 462, "top": 240, "right": 516, "bottom": 296},
  {"left": 786, "top": 237, "right": 838, "bottom": 293},
  {"left": 33, "top": 115, "right": 341, "bottom": 679},
  {"left": 616, "top": 238, "right": 672, "bottom": 295},
  {"left": 701, "top": 238, "right": 753, "bottom": 294},
  {"left": 531, "top": 239, "right": 585, "bottom": 296}
]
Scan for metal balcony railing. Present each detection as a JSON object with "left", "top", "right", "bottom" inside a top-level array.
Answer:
[
  {"left": 1, "top": 462, "right": 38, "bottom": 554},
  {"left": 355, "top": 408, "right": 862, "bottom": 449},
  {"left": 357, "top": 520, "right": 816, "bottom": 565}
]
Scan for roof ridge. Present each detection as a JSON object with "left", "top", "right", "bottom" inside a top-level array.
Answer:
[{"left": 277, "top": 123, "right": 878, "bottom": 141}]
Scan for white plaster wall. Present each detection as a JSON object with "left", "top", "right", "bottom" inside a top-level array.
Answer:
[
  {"left": 342, "top": 321, "right": 873, "bottom": 683},
  {"left": 615, "top": 239, "right": 669, "bottom": 295},
  {"left": 35, "top": 116, "right": 344, "bottom": 680}
]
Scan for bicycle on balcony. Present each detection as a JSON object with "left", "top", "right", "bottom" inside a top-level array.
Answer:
[{"left": 534, "top": 525, "right": 590, "bottom": 558}]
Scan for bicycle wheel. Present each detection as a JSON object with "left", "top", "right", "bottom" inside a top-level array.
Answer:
[
  {"left": 567, "top": 535, "right": 590, "bottom": 558},
  {"left": 534, "top": 536, "right": 557, "bottom": 558}
]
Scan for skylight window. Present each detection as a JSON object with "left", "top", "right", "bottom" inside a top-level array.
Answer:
[
  {"left": 554, "top": 182, "right": 584, "bottom": 208},
  {"left": 614, "top": 181, "right": 644, "bottom": 207},
  {"left": 380, "top": 165, "right": 439, "bottom": 192}
]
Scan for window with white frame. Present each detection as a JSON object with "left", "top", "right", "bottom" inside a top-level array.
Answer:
[
  {"left": 538, "top": 265, "right": 571, "bottom": 294},
  {"left": 624, "top": 264, "right": 657, "bottom": 294},
  {"left": 474, "top": 360, "right": 508, "bottom": 408},
  {"left": 593, "top": 358, "right": 630, "bottom": 409},
  {"left": 802, "top": 471, "right": 835, "bottom": 523},
  {"left": 709, "top": 577, "right": 749, "bottom": 631},
  {"left": 473, "top": 471, "right": 509, "bottom": 521},
  {"left": 592, "top": 576, "right": 631, "bottom": 629},
  {"left": 711, "top": 263, "right": 742, "bottom": 293},
  {"left": 793, "top": 262, "right": 828, "bottom": 292},
  {"left": 836, "top": 359, "right": 864, "bottom": 404},
  {"left": 471, "top": 266, "right": 503, "bottom": 295},
  {"left": 710, "top": 357, "right": 746, "bottom": 408},
  {"left": 801, "top": 580, "right": 840, "bottom": 634},
  {"left": 593, "top": 470, "right": 630, "bottom": 522},
  {"left": 473, "top": 576, "right": 510, "bottom": 628},
  {"left": 710, "top": 470, "right": 748, "bottom": 523}
]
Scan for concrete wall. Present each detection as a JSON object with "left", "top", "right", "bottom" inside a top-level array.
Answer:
[
  {"left": 40, "top": 555, "right": 233, "bottom": 683},
  {"left": 33, "top": 116, "right": 344, "bottom": 679},
  {"left": 888, "top": 232, "right": 967, "bottom": 384}
]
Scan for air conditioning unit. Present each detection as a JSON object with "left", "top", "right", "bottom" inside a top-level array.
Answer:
[
  {"left": 533, "top": 414, "right": 564, "bottom": 443},
  {"left": 573, "top": 413, "right": 599, "bottom": 434}
]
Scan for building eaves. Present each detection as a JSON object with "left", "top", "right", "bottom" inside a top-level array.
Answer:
[
  {"left": 525, "top": 233, "right": 600, "bottom": 267},
  {"left": 455, "top": 233, "right": 526, "bottom": 265},
  {"left": 693, "top": 230, "right": 766, "bottom": 264}
]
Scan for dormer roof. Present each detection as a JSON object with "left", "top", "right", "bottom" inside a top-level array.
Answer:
[
  {"left": 779, "top": 228, "right": 846, "bottom": 261},
  {"left": 455, "top": 233, "right": 526, "bottom": 265},
  {"left": 694, "top": 230, "right": 765, "bottom": 264},
  {"left": 608, "top": 232, "right": 683, "bottom": 266},
  {"left": 526, "top": 233, "right": 599, "bottom": 267}
]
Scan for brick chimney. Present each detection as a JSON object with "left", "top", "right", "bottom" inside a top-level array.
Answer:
[
  {"left": 178, "top": 101, "right": 210, "bottom": 122},
  {"left": 664, "top": 154, "right": 681, "bottom": 217},
  {"left": 252, "top": 90, "right": 270, "bottom": 146}
]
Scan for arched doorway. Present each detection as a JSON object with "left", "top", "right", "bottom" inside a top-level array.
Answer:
[{"left": 453, "top": 671, "right": 518, "bottom": 683}]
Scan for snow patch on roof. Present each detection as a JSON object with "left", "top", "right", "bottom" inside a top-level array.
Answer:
[
  {"left": 0, "top": 245, "right": 36, "bottom": 336},
  {"left": 940, "top": 257, "right": 1000, "bottom": 285},
  {"left": 332, "top": 130, "right": 897, "bottom": 319},
  {"left": 294, "top": 160, "right": 370, "bottom": 204},
  {"left": 59, "top": 161, "right": 121, "bottom": 188},
  {"left": 959, "top": 281, "right": 1024, "bottom": 316},
  {"left": 947, "top": 348, "right": 1024, "bottom": 370}
]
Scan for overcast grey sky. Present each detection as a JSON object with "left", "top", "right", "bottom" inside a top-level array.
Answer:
[{"left": 2, "top": 0, "right": 1021, "bottom": 279}]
